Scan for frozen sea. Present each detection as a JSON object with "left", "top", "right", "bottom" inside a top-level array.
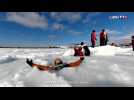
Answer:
[{"left": 0, "top": 46, "right": 134, "bottom": 87}]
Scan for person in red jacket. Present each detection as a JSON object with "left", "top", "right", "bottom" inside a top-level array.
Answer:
[
  {"left": 91, "top": 30, "right": 97, "bottom": 48},
  {"left": 74, "top": 46, "right": 84, "bottom": 56},
  {"left": 100, "top": 29, "right": 108, "bottom": 46}
]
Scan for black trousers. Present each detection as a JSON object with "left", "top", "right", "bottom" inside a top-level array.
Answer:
[{"left": 132, "top": 43, "right": 134, "bottom": 51}]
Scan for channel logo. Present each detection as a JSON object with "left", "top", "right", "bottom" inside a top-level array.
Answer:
[{"left": 109, "top": 16, "right": 128, "bottom": 20}]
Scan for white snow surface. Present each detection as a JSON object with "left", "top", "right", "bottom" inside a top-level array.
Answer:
[{"left": 0, "top": 46, "right": 134, "bottom": 87}]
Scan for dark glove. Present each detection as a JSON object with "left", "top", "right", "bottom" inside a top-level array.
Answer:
[{"left": 26, "top": 59, "right": 33, "bottom": 67}]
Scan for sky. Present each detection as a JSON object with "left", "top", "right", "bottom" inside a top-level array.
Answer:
[{"left": 0, "top": 12, "right": 133, "bottom": 46}]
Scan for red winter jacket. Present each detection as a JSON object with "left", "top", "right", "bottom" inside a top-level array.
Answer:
[
  {"left": 100, "top": 32, "right": 107, "bottom": 40},
  {"left": 74, "top": 47, "right": 84, "bottom": 56},
  {"left": 91, "top": 32, "right": 97, "bottom": 43}
]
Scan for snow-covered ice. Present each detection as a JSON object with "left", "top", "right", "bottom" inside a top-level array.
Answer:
[{"left": 0, "top": 46, "right": 134, "bottom": 87}]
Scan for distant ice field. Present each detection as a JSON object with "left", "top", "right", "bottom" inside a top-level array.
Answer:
[{"left": 0, "top": 46, "right": 133, "bottom": 87}]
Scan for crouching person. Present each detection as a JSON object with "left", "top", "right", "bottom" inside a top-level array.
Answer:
[{"left": 80, "top": 42, "right": 91, "bottom": 56}]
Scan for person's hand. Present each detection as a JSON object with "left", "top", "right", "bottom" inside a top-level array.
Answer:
[{"left": 26, "top": 59, "right": 33, "bottom": 67}]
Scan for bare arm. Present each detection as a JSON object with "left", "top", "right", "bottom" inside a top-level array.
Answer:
[
  {"left": 32, "top": 64, "right": 52, "bottom": 71},
  {"left": 68, "top": 56, "right": 84, "bottom": 67},
  {"left": 26, "top": 59, "right": 52, "bottom": 71}
]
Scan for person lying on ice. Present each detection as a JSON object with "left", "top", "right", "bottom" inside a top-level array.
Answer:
[{"left": 26, "top": 56, "right": 84, "bottom": 72}]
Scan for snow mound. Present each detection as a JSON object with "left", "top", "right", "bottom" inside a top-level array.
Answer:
[
  {"left": 63, "top": 49, "right": 74, "bottom": 57},
  {"left": 0, "top": 67, "right": 71, "bottom": 87},
  {"left": 0, "top": 80, "right": 24, "bottom": 87},
  {"left": 92, "top": 46, "right": 132, "bottom": 56},
  {"left": 0, "top": 56, "right": 17, "bottom": 64},
  {"left": 22, "top": 68, "right": 71, "bottom": 87},
  {"left": 0, "top": 46, "right": 133, "bottom": 87},
  {"left": 0, "top": 59, "right": 71, "bottom": 87},
  {"left": 63, "top": 45, "right": 132, "bottom": 56}
]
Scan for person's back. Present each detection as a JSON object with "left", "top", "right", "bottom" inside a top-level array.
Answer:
[
  {"left": 91, "top": 31, "right": 96, "bottom": 41},
  {"left": 100, "top": 29, "right": 107, "bottom": 46},
  {"left": 100, "top": 31, "right": 106, "bottom": 40},
  {"left": 74, "top": 47, "right": 79, "bottom": 56},
  {"left": 78, "top": 47, "right": 84, "bottom": 56},
  {"left": 74, "top": 47, "right": 84, "bottom": 56}
]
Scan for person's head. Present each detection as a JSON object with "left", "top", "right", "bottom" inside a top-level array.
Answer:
[
  {"left": 80, "top": 42, "right": 84, "bottom": 46},
  {"left": 102, "top": 29, "right": 105, "bottom": 32},
  {"left": 54, "top": 58, "right": 63, "bottom": 66},
  {"left": 92, "top": 30, "right": 96, "bottom": 32}
]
